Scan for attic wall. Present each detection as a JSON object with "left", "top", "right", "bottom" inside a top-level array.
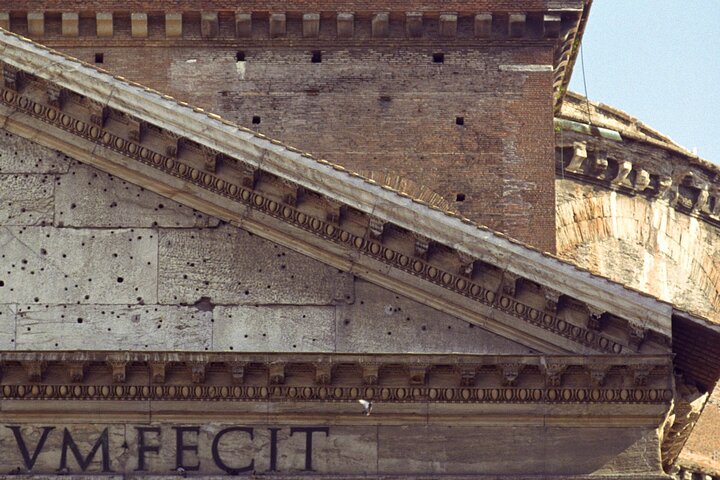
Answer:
[
  {"left": 9, "top": 17, "right": 558, "bottom": 253},
  {"left": 0, "top": 131, "right": 533, "bottom": 354}
]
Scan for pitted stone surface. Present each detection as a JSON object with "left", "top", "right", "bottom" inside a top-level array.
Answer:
[
  {"left": 214, "top": 305, "right": 335, "bottom": 352},
  {"left": 0, "top": 174, "right": 54, "bottom": 226},
  {"left": 158, "top": 225, "right": 353, "bottom": 305},
  {"left": 55, "top": 164, "right": 219, "bottom": 228},
  {"left": 0, "top": 131, "right": 72, "bottom": 173},
  {"left": 14, "top": 304, "right": 211, "bottom": 350},
  {"left": 337, "top": 281, "right": 535, "bottom": 354},
  {"left": 0, "top": 304, "right": 16, "bottom": 349},
  {"left": 0, "top": 226, "right": 158, "bottom": 305}
]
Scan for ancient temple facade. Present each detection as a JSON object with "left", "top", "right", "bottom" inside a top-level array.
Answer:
[{"left": 0, "top": 0, "right": 719, "bottom": 477}]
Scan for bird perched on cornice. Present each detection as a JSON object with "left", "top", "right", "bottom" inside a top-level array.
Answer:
[{"left": 359, "top": 398, "right": 373, "bottom": 415}]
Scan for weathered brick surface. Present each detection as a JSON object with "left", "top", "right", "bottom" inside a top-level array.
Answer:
[{"left": 45, "top": 43, "right": 556, "bottom": 252}]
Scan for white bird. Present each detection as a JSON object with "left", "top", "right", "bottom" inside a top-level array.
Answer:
[
  {"left": 358, "top": 398, "right": 373, "bottom": 416},
  {"left": 176, "top": 467, "right": 187, "bottom": 477}
]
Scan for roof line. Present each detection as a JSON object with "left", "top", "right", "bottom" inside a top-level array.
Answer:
[{"left": 0, "top": 27, "right": 676, "bottom": 334}]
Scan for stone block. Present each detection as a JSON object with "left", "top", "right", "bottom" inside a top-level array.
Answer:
[
  {"left": 405, "top": 12, "right": 423, "bottom": 38},
  {"left": 0, "top": 13, "right": 9, "bottom": 31},
  {"left": 165, "top": 13, "right": 182, "bottom": 38},
  {"left": 475, "top": 13, "right": 493, "bottom": 37},
  {"left": 0, "top": 174, "right": 54, "bottom": 226},
  {"left": 213, "top": 305, "right": 335, "bottom": 352},
  {"left": 61, "top": 12, "right": 79, "bottom": 37},
  {"left": 303, "top": 13, "right": 320, "bottom": 38},
  {"left": 0, "top": 226, "right": 158, "bottom": 305},
  {"left": 336, "top": 281, "right": 531, "bottom": 354},
  {"left": 235, "top": 12, "right": 252, "bottom": 38},
  {"left": 27, "top": 12, "right": 44, "bottom": 37},
  {"left": 96, "top": 12, "right": 113, "bottom": 37},
  {"left": 336, "top": 13, "right": 354, "bottom": 38},
  {"left": 0, "top": 304, "right": 15, "bottom": 349},
  {"left": 439, "top": 13, "right": 458, "bottom": 38},
  {"left": 15, "top": 304, "right": 211, "bottom": 350},
  {"left": 54, "top": 164, "right": 217, "bottom": 228},
  {"left": 269, "top": 13, "right": 286, "bottom": 38},
  {"left": 131, "top": 13, "right": 148, "bottom": 38},
  {"left": 158, "top": 225, "right": 353, "bottom": 306},
  {"left": 0, "top": 132, "right": 72, "bottom": 174},
  {"left": 372, "top": 13, "right": 389, "bottom": 38},
  {"left": 201, "top": 12, "right": 219, "bottom": 38}
]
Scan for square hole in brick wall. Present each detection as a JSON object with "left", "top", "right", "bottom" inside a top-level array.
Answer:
[
  {"left": 311, "top": 50, "right": 322, "bottom": 63},
  {"left": 94, "top": 53, "right": 104, "bottom": 64},
  {"left": 456, "top": 116, "right": 465, "bottom": 126},
  {"left": 252, "top": 116, "right": 261, "bottom": 125},
  {"left": 456, "top": 193, "right": 466, "bottom": 202},
  {"left": 433, "top": 52, "right": 445, "bottom": 63},
  {"left": 236, "top": 51, "right": 246, "bottom": 62}
]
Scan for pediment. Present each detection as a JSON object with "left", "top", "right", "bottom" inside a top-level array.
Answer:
[{"left": 0, "top": 29, "right": 674, "bottom": 357}]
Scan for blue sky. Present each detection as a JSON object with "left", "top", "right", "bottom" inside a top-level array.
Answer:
[{"left": 569, "top": 1, "right": 720, "bottom": 163}]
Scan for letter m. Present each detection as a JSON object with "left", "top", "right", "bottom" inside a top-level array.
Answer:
[{"left": 60, "top": 427, "right": 112, "bottom": 472}]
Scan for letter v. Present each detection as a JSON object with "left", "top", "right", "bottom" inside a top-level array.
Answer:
[{"left": 7, "top": 426, "right": 55, "bottom": 470}]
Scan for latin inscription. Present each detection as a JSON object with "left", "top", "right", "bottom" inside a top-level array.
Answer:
[{"left": 3, "top": 425, "right": 330, "bottom": 474}]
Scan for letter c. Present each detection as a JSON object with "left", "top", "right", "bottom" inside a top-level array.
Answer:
[{"left": 211, "top": 427, "right": 255, "bottom": 474}]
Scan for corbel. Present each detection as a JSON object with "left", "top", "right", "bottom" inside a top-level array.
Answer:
[
  {"left": 458, "top": 366, "right": 477, "bottom": 387},
  {"left": 149, "top": 361, "right": 166, "bottom": 384},
  {"left": 611, "top": 160, "right": 633, "bottom": 187},
  {"left": 269, "top": 362, "right": 285, "bottom": 385},
  {"left": 474, "top": 13, "right": 493, "bottom": 37},
  {"left": 372, "top": 13, "right": 390, "bottom": 38},
  {"left": 108, "top": 360, "right": 127, "bottom": 383},
  {"left": 27, "top": 12, "right": 45, "bottom": 37},
  {"left": 2, "top": 64, "right": 24, "bottom": 92},
  {"left": 508, "top": 14, "right": 526, "bottom": 38},
  {"left": 565, "top": 141, "right": 587, "bottom": 173},
  {"left": 164, "top": 133, "right": 182, "bottom": 158},
  {"left": 543, "top": 363, "right": 567, "bottom": 387},
  {"left": 337, "top": 12, "right": 355, "bottom": 38},
  {"left": 188, "top": 362, "right": 207, "bottom": 384},
  {"left": 543, "top": 287, "right": 562, "bottom": 313},
  {"left": 24, "top": 360, "right": 47, "bottom": 383},
  {"left": 413, "top": 235, "right": 432, "bottom": 260},
  {"left": 269, "top": 13, "right": 287, "bottom": 38},
  {"left": 302, "top": 13, "right": 320, "bottom": 38},
  {"left": 200, "top": 146, "right": 219, "bottom": 173},
  {"left": 635, "top": 169, "right": 651, "bottom": 192},
  {"left": 408, "top": 365, "right": 429, "bottom": 386},
  {"left": 87, "top": 99, "right": 109, "bottom": 127},
  {"left": 498, "top": 364, "right": 522, "bottom": 387},
  {"left": 235, "top": 13, "right": 252, "bottom": 38},
  {"left": 590, "top": 149, "right": 609, "bottom": 177},
  {"left": 457, "top": 251, "right": 476, "bottom": 278},
  {"left": 47, "top": 84, "right": 67, "bottom": 110},
  {"left": 282, "top": 182, "right": 306, "bottom": 206},
  {"left": 711, "top": 187, "right": 720, "bottom": 217},
  {"left": 630, "top": 365, "right": 652, "bottom": 387},
  {"left": 130, "top": 13, "right": 148, "bottom": 38},
  {"left": 128, "top": 118, "right": 145, "bottom": 143},
  {"left": 628, "top": 325, "right": 647, "bottom": 350},
  {"left": 61, "top": 12, "right": 79, "bottom": 37},
  {"left": 201, "top": 12, "right": 219, "bottom": 39},
  {"left": 694, "top": 186, "right": 710, "bottom": 213},
  {"left": 586, "top": 306, "right": 607, "bottom": 331},
  {"left": 543, "top": 14, "right": 562, "bottom": 38},
  {"left": 361, "top": 363, "right": 379, "bottom": 385},
  {"left": 96, "top": 12, "right": 113, "bottom": 37},
  {"left": 655, "top": 176, "right": 673, "bottom": 198},
  {"left": 322, "top": 199, "right": 346, "bottom": 224},
  {"left": 228, "top": 362, "right": 246, "bottom": 384},
  {"left": 587, "top": 364, "right": 610, "bottom": 386},
  {"left": 165, "top": 13, "right": 183, "bottom": 38},
  {"left": 439, "top": 13, "right": 458, "bottom": 38},
  {"left": 239, "top": 164, "right": 261, "bottom": 189},
  {"left": 500, "top": 271, "right": 520, "bottom": 297},
  {"left": 405, "top": 12, "right": 423, "bottom": 38},
  {"left": 68, "top": 361, "right": 87, "bottom": 383},
  {"left": 314, "top": 363, "right": 333, "bottom": 385},
  {"left": 367, "top": 216, "right": 386, "bottom": 241}
]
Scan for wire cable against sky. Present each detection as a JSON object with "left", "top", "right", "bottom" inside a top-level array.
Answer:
[{"left": 580, "top": 45, "right": 592, "bottom": 126}]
